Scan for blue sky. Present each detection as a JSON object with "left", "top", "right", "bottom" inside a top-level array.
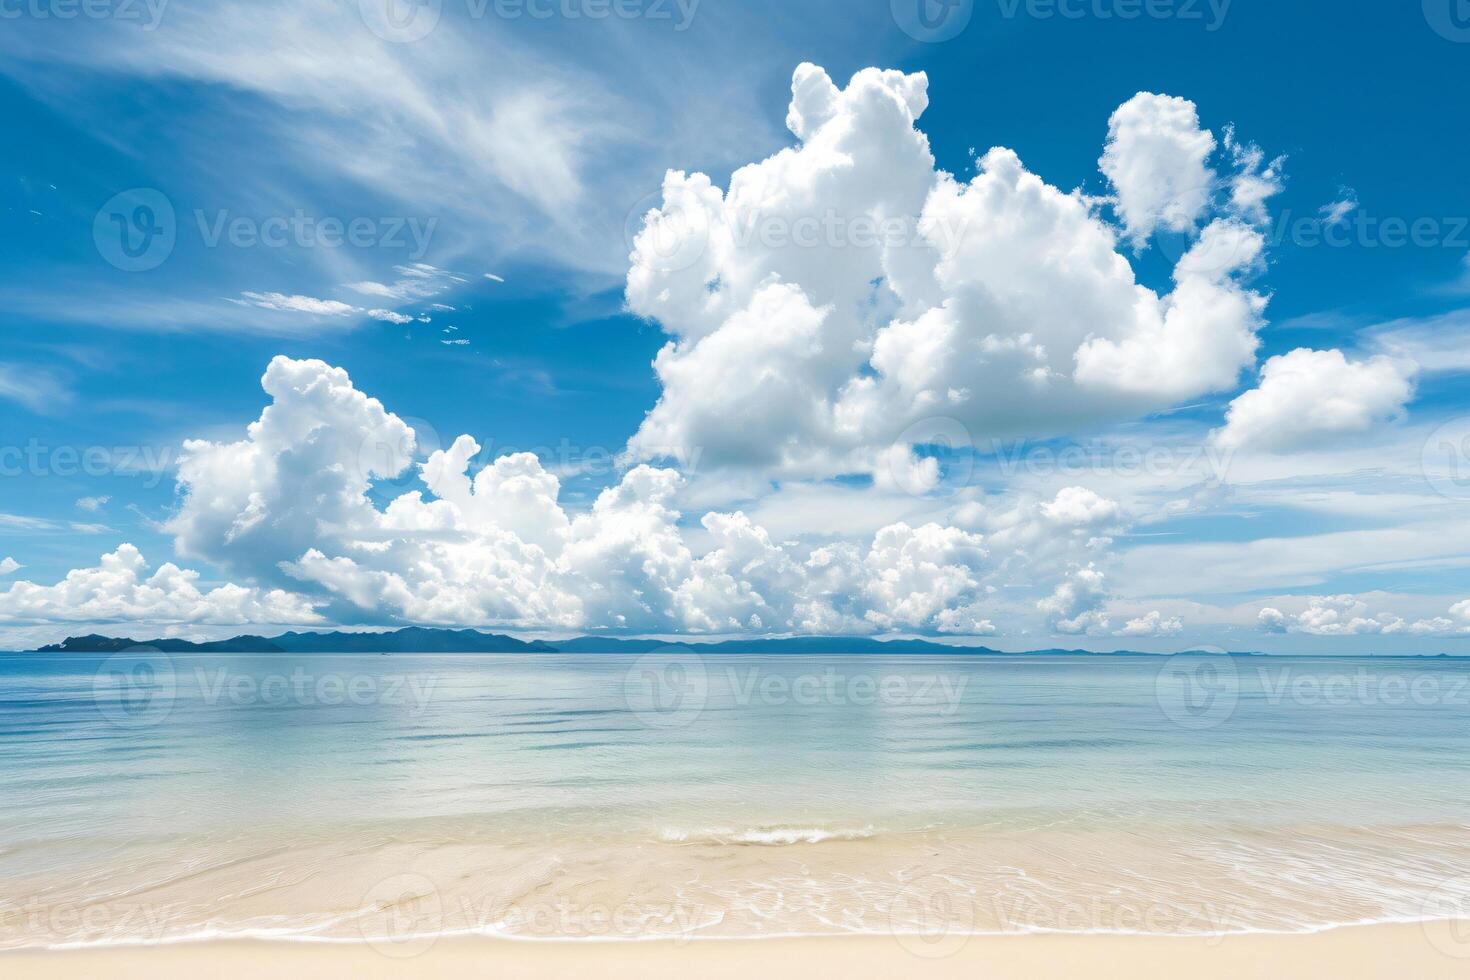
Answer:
[{"left": 1, "top": 0, "right": 1469, "bottom": 651}]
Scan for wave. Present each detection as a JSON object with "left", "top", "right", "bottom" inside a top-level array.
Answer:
[{"left": 658, "top": 825, "right": 877, "bottom": 846}]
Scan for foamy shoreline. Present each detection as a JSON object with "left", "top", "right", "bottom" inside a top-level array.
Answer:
[{"left": 6, "top": 924, "right": 1470, "bottom": 979}]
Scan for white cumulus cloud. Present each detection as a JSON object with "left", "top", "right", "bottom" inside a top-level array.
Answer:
[
  {"left": 1100, "top": 91, "right": 1217, "bottom": 246},
  {"left": 0, "top": 545, "right": 321, "bottom": 627},
  {"left": 1213, "top": 348, "right": 1416, "bottom": 452},
  {"left": 625, "top": 65, "right": 1271, "bottom": 485},
  {"left": 1115, "top": 610, "right": 1184, "bottom": 638}
]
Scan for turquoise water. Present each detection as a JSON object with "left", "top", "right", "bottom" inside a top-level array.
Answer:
[{"left": 3, "top": 651, "right": 1470, "bottom": 946}]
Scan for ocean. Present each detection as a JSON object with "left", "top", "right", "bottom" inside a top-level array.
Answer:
[{"left": 3, "top": 650, "right": 1470, "bottom": 951}]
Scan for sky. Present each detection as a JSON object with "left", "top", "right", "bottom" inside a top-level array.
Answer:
[{"left": 1, "top": 0, "right": 1469, "bottom": 652}]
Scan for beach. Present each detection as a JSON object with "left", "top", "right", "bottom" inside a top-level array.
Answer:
[
  {"left": 8, "top": 925, "right": 1470, "bottom": 979},
  {"left": 6, "top": 651, "right": 1470, "bottom": 961}
]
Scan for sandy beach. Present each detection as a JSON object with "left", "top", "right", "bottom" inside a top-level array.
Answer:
[{"left": 6, "top": 924, "right": 1470, "bottom": 979}]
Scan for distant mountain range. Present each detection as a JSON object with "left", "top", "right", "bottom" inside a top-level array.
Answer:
[
  {"left": 28, "top": 629, "right": 1470, "bottom": 658},
  {"left": 31, "top": 627, "right": 1093, "bottom": 656}
]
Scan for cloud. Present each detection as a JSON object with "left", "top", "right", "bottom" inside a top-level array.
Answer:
[
  {"left": 1257, "top": 596, "right": 1470, "bottom": 637},
  {"left": 70, "top": 523, "right": 112, "bottom": 535},
  {"left": 1222, "top": 126, "right": 1285, "bottom": 226},
  {"left": 1041, "top": 486, "right": 1121, "bottom": 526},
  {"left": 1038, "top": 565, "right": 1110, "bottom": 635},
  {"left": 149, "top": 355, "right": 1115, "bottom": 635},
  {"left": 1100, "top": 92, "right": 1217, "bottom": 246},
  {"left": 368, "top": 310, "right": 415, "bottom": 325},
  {"left": 0, "top": 514, "right": 58, "bottom": 532},
  {"left": 233, "top": 292, "right": 359, "bottom": 316},
  {"left": 0, "top": 558, "right": 19, "bottom": 576},
  {"left": 625, "top": 66, "right": 1271, "bottom": 484},
  {"left": 1115, "top": 610, "right": 1184, "bottom": 637},
  {"left": 0, "top": 363, "right": 68, "bottom": 413},
  {"left": 230, "top": 265, "right": 467, "bottom": 326},
  {"left": 1319, "top": 188, "right": 1358, "bottom": 227},
  {"left": 76, "top": 496, "right": 110, "bottom": 513},
  {"left": 1212, "top": 348, "right": 1416, "bottom": 452},
  {"left": 1366, "top": 309, "right": 1470, "bottom": 375},
  {"left": 346, "top": 264, "right": 466, "bottom": 303},
  {"left": 0, "top": 545, "right": 321, "bottom": 627}
]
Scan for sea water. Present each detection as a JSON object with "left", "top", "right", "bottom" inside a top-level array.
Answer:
[{"left": 2, "top": 651, "right": 1469, "bottom": 948}]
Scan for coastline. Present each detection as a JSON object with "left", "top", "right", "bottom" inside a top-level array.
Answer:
[{"left": 6, "top": 923, "right": 1470, "bottom": 978}]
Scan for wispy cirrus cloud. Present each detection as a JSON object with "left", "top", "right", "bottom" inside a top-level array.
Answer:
[{"left": 0, "top": 363, "right": 68, "bottom": 413}]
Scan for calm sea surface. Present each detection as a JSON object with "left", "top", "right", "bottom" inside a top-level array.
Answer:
[{"left": 3, "top": 651, "right": 1470, "bottom": 948}]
